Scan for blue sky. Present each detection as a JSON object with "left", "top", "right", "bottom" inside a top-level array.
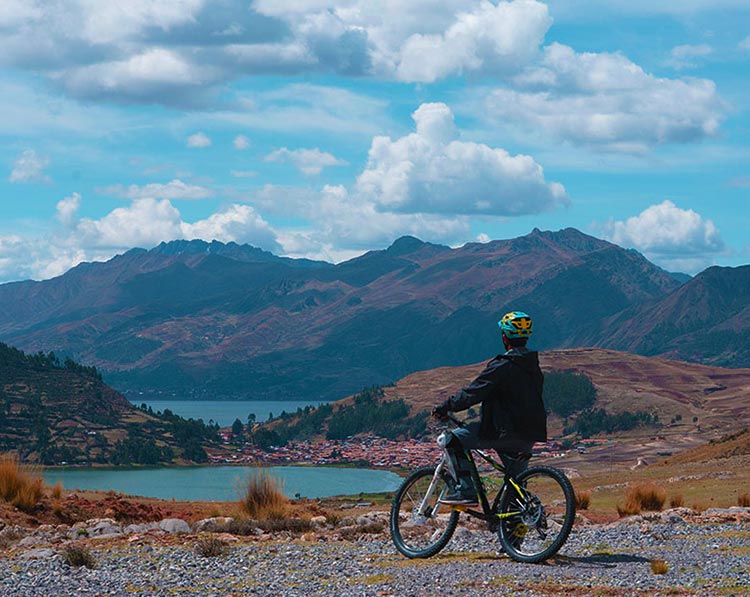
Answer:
[{"left": 1, "top": 0, "right": 748, "bottom": 283}]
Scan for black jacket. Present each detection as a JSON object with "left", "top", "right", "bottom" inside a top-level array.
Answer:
[{"left": 440, "top": 348, "right": 546, "bottom": 442}]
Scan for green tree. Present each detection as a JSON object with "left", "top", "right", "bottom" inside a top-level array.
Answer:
[{"left": 544, "top": 371, "right": 597, "bottom": 418}]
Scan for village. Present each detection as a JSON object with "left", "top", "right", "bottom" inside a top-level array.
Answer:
[{"left": 206, "top": 430, "right": 606, "bottom": 469}]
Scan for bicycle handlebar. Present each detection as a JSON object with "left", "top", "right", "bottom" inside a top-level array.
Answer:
[{"left": 435, "top": 411, "right": 465, "bottom": 428}]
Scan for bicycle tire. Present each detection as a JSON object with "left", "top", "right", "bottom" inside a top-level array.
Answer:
[
  {"left": 390, "top": 466, "right": 460, "bottom": 558},
  {"left": 496, "top": 465, "right": 575, "bottom": 563}
]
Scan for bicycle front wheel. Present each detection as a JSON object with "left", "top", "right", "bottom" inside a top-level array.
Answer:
[
  {"left": 496, "top": 465, "right": 575, "bottom": 563},
  {"left": 390, "top": 466, "right": 459, "bottom": 558}
]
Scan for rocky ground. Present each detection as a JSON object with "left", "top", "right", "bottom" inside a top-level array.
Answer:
[{"left": 2, "top": 507, "right": 750, "bottom": 596}]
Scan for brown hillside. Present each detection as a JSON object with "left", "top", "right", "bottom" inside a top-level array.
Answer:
[
  {"left": 381, "top": 348, "right": 750, "bottom": 429},
  {"left": 370, "top": 348, "right": 750, "bottom": 466},
  {"left": 665, "top": 428, "right": 750, "bottom": 464}
]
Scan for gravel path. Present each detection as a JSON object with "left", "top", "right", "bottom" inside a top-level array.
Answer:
[{"left": 2, "top": 520, "right": 750, "bottom": 596}]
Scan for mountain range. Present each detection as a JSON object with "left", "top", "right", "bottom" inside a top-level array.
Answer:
[{"left": 0, "top": 228, "right": 747, "bottom": 401}]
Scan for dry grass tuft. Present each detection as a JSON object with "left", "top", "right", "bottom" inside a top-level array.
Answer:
[
  {"left": 0, "top": 455, "right": 44, "bottom": 512},
  {"left": 669, "top": 494, "right": 684, "bottom": 508},
  {"left": 738, "top": 493, "right": 750, "bottom": 508},
  {"left": 61, "top": 543, "right": 97, "bottom": 569},
  {"left": 691, "top": 502, "right": 708, "bottom": 513},
  {"left": 50, "top": 482, "right": 63, "bottom": 500},
  {"left": 575, "top": 489, "right": 591, "bottom": 510},
  {"left": 238, "top": 470, "right": 289, "bottom": 521},
  {"left": 650, "top": 558, "right": 669, "bottom": 575},
  {"left": 195, "top": 536, "right": 230, "bottom": 558}
]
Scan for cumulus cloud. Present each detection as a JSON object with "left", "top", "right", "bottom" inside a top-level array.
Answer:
[
  {"left": 187, "top": 132, "right": 212, "bottom": 147},
  {"left": 97, "top": 179, "right": 214, "bottom": 200},
  {"left": 602, "top": 200, "right": 725, "bottom": 273},
  {"left": 739, "top": 36, "right": 750, "bottom": 50},
  {"left": 9, "top": 149, "right": 51, "bottom": 183},
  {"left": 265, "top": 147, "right": 347, "bottom": 175},
  {"left": 0, "top": 193, "right": 286, "bottom": 283},
  {"left": 56, "top": 192, "right": 81, "bottom": 226},
  {"left": 481, "top": 43, "right": 724, "bottom": 152},
  {"left": 306, "top": 184, "right": 472, "bottom": 250},
  {"left": 355, "top": 102, "right": 567, "bottom": 215},
  {"left": 395, "top": 0, "right": 551, "bottom": 82},
  {"left": 666, "top": 43, "right": 713, "bottom": 69},
  {"left": 0, "top": 0, "right": 553, "bottom": 106},
  {"left": 233, "top": 134, "right": 250, "bottom": 149},
  {"left": 182, "top": 204, "right": 279, "bottom": 249}
]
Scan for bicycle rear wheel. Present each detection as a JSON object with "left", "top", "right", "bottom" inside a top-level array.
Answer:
[
  {"left": 390, "top": 466, "right": 459, "bottom": 558},
  {"left": 496, "top": 465, "right": 575, "bottom": 563}
]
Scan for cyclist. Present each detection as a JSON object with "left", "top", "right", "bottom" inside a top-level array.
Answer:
[{"left": 431, "top": 311, "right": 547, "bottom": 506}]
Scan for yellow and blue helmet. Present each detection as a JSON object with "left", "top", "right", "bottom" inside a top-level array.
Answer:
[{"left": 498, "top": 311, "right": 533, "bottom": 339}]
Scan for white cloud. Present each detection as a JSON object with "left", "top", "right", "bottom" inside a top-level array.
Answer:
[
  {"left": 186, "top": 132, "right": 212, "bottom": 147},
  {"left": 265, "top": 147, "right": 347, "bottom": 175},
  {"left": 355, "top": 102, "right": 567, "bottom": 215},
  {"left": 476, "top": 232, "right": 491, "bottom": 243},
  {"left": 97, "top": 179, "right": 214, "bottom": 200},
  {"left": 75, "top": 198, "right": 185, "bottom": 250},
  {"left": 182, "top": 204, "right": 279, "bottom": 249},
  {"left": 233, "top": 134, "right": 250, "bottom": 149},
  {"left": 0, "top": 194, "right": 284, "bottom": 282},
  {"left": 76, "top": 0, "right": 206, "bottom": 45},
  {"left": 56, "top": 192, "right": 81, "bottom": 226},
  {"left": 57, "top": 48, "right": 222, "bottom": 105},
  {"left": 481, "top": 43, "right": 724, "bottom": 152},
  {"left": 306, "top": 184, "right": 472, "bottom": 250},
  {"left": 739, "top": 36, "right": 750, "bottom": 50},
  {"left": 9, "top": 149, "right": 51, "bottom": 183},
  {"left": 666, "top": 43, "right": 713, "bottom": 69},
  {"left": 395, "top": 0, "right": 551, "bottom": 82},
  {"left": 602, "top": 200, "right": 725, "bottom": 273}
]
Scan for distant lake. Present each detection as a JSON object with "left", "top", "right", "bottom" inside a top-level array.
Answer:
[
  {"left": 128, "top": 399, "right": 327, "bottom": 427},
  {"left": 44, "top": 466, "right": 402, "bottom": 501}
]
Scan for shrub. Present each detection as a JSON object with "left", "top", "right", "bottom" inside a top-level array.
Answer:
[
  {"left": 650, "top": 559, "right": 669, "bottom": 575},
  {"left": 0, "top": 455, "right": 44, "bottom": 512},
  {"left": 738, "top": 493, "right": 750, "bottom": 508},
  {"left": 238, "top": 470, "right": 288, "bottom": 521},
  {"left": 195, "top": 536, "right": 230, "bottom": 558},
  {"left": 626, "top": 482, "right": 666, "bottom": 512},
  {"left": 575, "top": 489, "right": 591, "bottom": 510},
  {"left": 50, "top": 482, "right": 63, "bottom": 500},
  {"left": 669, "top": 494, "right": 684, "bottom": 508},
  {"left": 616, "top": 501, "right": 641, "bottom": 517},
  {"left": 61, "top": 544, "right": 97, "bottom": 569}
]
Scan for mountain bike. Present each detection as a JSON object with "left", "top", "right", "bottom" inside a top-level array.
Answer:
[{"left": 389, "top": 413, "right": 575, "bottom": 563}]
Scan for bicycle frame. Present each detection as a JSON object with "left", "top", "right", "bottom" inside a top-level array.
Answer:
[{"left": 427, "top": 414, "right": 530, "bottom": 530}]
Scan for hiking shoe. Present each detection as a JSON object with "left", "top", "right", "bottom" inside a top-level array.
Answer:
[{"left": 439, "top": 489, "right": 479, "bottom": 507}]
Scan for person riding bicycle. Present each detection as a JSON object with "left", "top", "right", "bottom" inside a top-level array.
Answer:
[{"left": 431, "top": 311, "right": 546, "bottom": 506}]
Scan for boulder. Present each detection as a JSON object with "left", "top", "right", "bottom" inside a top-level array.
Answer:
[
  {"left": 309, "top": 516, "right": 328, "bottom": 530},
  {"left": 124, "top": 522, "right": 161, "bottom": 534},
  {"left": 193, "top": 517, "right": 234, "bottom": 533},
  {"left": 159, "top": 518, "right": 191, "bottom": 534},
  {"left": 87, "top": 518, "right": 123, "bottom": 537}
]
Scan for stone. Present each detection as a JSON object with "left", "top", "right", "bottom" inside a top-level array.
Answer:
[
  {"left": 19, "top": 548, "right": 56, "bottom": 560},
  {"left": 309, "top": 516, "right": 328, "bottom": 530},
  {"left": 660, "top": 510, "right": 685, "bottom": 524},
  {"left": 193, "top": 517, "right": 234, "bottom": 533},
  {"left": 159, "top": 518, "right": 191, "bottom": 534},
  {"left": 88, "top": 519, "right": 123, "bottom": 537},
  {"left": 124, "top": 522, "right": 161, "bottom": 534}
]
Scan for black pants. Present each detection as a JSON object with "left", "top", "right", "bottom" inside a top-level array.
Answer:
[{"left": 451, "top": 422, "right": 534, "bottom": 479}]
